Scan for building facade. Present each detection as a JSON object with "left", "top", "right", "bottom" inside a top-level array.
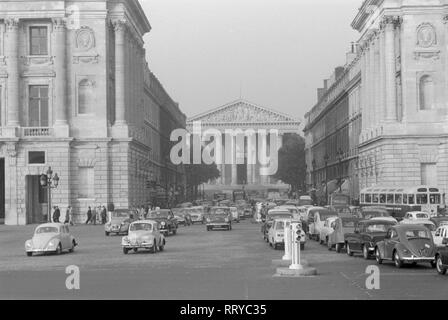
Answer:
[
  {"left": 305, "top": 0, "right": 448, "bottom": 204},
  {"left": 0, "top": 0, "right": 186, "bottom": 225},
  {"left": 187, "top": 99, "right": 301, "bottom": 199}
]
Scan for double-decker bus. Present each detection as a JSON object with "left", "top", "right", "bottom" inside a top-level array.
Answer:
[{"left": 360, "top": 185, "right": 445, "bottom": 219}]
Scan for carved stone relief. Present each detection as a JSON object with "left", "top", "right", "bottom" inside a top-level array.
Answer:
[{"left": 416, "top": 23, "right": 436, "bottom": 48}]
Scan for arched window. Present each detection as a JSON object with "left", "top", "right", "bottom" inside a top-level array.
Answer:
[
  {"left": 78, "top": 79, "right": 94, "bottom": 114},
  {"left": 419, "top": 75, "right": 434, "bottom": 110}
]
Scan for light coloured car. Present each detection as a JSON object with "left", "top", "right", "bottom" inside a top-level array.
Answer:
[
  {"left": 187, "top": 206, "right": 206, "bottom": 224},
  {"left": 319, "top": 216, "right": 339, "bottom": 245},
  {"left": 25, "top": 223, "right": 77, "bottom": 256},
  {"left": 307, "top": 207, "right": 339, "bottom": 241},
  {"left": 121, "top": 220, "right": 165, "bottom": 254},
  {"left": 268, "top": 219, "right": 305, "bottom": 250},
  {"left": 434, "top": 226, "right": 448, "bottom": 247},
  {"left": 402, "top": 211, "right": 431, "bottom": 222},
  {"left": 229, "top": 206, "right": 240, "bottom": 223},
  {"left": 105, "top": 209, "right": 137, "bottom": 236},
  {"left": 278, "top": 206, "right": 300, "bottom": 220}
]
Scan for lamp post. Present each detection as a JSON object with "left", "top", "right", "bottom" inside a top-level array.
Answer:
[
  {"left": 40, "top": 167, "right": 60, "bottom": 223},
  {"left": 323, "top": 154, "right": 330, "bottom": 205},
  {"left": 311, "top": 159, "right": 316, "bottom": 189},
  {"left": 337, "top": 148, "right": 344, "bottom": 192}
]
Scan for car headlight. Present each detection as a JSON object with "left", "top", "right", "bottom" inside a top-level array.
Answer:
[
  {"left": 161, "top": 221, "right": 166, "bottom": 226},
  {"left": 26, "top": 242, "right": 32, "bottom": 248},
  {"left": 225, "top": 218, "right": 229, "bottom": 222},
  {"left": 402, "top": 249, "right": 410, "bottom": 255},
  {"left": 206, "top": 218, "right": 211, "bottom": 222},
  {"left": 46, "top": 241, "right": 56, "bottom": 248},
  {"left": 123, "top": 237, "right": 130, "bottom": 243}
]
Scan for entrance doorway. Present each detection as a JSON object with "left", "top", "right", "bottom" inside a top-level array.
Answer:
[
  {"left": 25, "top": 175, "right": 47, "bottom": 224},
  {"left": 0, "top": 159, "right": 4, "bottom": 224}
]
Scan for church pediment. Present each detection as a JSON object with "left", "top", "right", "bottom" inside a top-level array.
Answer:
[{"left": 188, "top": 100, "right": 299, "bottom": 124}]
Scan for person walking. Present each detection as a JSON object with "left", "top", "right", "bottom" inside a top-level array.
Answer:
[
  {"left": 85, "top": 206, "right": 92, "bottom": 224},
  {"left": 52, "top": 206, "right": 60, "bottom": 223},
  {"left": 101, "top": 206, "right": 107, "bottom": 224}
]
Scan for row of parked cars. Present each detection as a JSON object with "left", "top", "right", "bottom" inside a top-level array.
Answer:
[{"left": 306, "top": 205, "right": 448, "bottom": 275}]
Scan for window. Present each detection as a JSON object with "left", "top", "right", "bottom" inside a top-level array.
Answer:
[
  {"left": 430, "top": 194, "right": 441, "bottom": 204},
  {"left": 387, "top": 194, "right": 394, "bottom": 204},
  {"left": 421, "top": 163, "right": 437, "bottom": 185},
  {"left": 29, "top": 86, "right": 49, "bottom": 127},
  {"left": 408, "top": 195, "right": 415, "bottom": 205},
  {"left": 416, "top": 194, "right": 428, "bottom": 205},
  {"left": 78, "top": 167, "right": 94, "bottom": 199},
  {"left": 365, "top": 194, "right": 372, "bottom": 203},
  {"left": 419, "top": 75, "right": 434, "bottom": 110},
  {"left": 395, "top": 194, "right": 402, "bottom": 204},
  {"left": 403, "top": 194, "right": 408, "bottom": 204},
  {"left": 30, "top": 27, "right": 48, "bottom": 55},
  {"left": 28, "top": 151, "right": 45, "bottom": 164},
  {"left": 78, "top": 79, "right": 94, "bottom": 114}
]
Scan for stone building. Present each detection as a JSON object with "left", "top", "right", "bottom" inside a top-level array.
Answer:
[
  {"left": 187, "top": 99, "right": 301, "bottom": 199},
  {"left": 0, "top": 0, "right": 186, "bottom": 225},
  {"left": 304, "top": 0, "right": 448, "bottom": 203}
]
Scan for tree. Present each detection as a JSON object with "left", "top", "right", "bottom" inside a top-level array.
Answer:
[{"left": 273, "top": 133, "right": 306, "bottom": 194}]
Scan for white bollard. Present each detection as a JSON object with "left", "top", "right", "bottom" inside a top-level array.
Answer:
[
  {"left": 282, "top": 220, "right": 292, "bottom": 261},
  {"left": 289, "top": 221, "right": 304, "bottom": 270}
]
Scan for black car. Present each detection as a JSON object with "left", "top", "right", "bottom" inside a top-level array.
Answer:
[
  {"left": 431, "top": 215, "right": 448, "bottom": 228},
  {"left": 436, "top": 238, "right": 448, "bottom": 275},
  {"left": 148, "top": 209, "right": 178, "bottom": 236}
]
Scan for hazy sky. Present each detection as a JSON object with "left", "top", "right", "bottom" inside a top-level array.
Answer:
[{"left": 140, "top": 0, "right": 361, "bottom": 121}]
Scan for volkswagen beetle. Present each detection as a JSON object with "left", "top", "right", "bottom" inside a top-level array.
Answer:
[
  {"left": 121, "top": 220, "right": 165, "bottom": 254},
  {"left": 25, "top": 223, "right": 77, "bottom": 256},
  {"left": 375, "top": 224, "right": 436, "bottom": 268}
]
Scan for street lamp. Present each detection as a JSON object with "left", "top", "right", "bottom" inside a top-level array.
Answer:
[
  {"left": 311, "top": 159, "right": 316, "bottom": 188},
  {"left": 323, "top": 154, "right": 330, "bottom": 205},
  {"left": 337, "top": 148, "right": 344, "bottom": 192},
  {"left": 40, "top": 167, "right": 60, "bottom": 223}
]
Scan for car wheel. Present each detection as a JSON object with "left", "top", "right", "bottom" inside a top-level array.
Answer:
[
  {"left": 335, "top": 243, "right": 342, "bottom": 253},
  {"left": 151, "top": 241, "right": 157, "bottom": 254},
  {"left": 105, "top": 231, "right": 109, "bottom": 236},
  {"left": 56, "top": 244, "right": 62, "bottom": 255},
  {"left": 394, "top": 251, "right": 403, "bottom": 268},
  {"left": 26, "top": 252, "right": 32, "bottom": 257},
  {"left": 430, "top": 260, "right": 437, "bottom": 269},
  {"left": 69, "top": 240, "right": 76, "bottom": 253},
  {"left": 375, "top": 247, "right": 383, "bottom": 264},
  {"left": 436, "top": 255, "right": 447, "bottom": 275},
  {"left": 346, "top": 243, "right": 354, "bottom": 256},
  {"left": 207, "top": 226, "right": 210, "bottom": 231},
  {"left": 327, "top": 241, "right": 332, "bottom": 251},
  {"left": 229, "top": 225, "right": 232, "bottom": 231},
  {"left": 123, "top": 248, "right": 129, "bottom": 255},
  {"left": 319, "top": 238, "right": 323, "bottom": 245},
  {"left": 362, "top": 245, "right": 370, "bottom": 260},
  {"left": 316, "top": 234, "right": 320, "bottom": 242},
  {"left": 159, "top": 240, "right": 165, "bottom": 252},
  {"left": 300, "top": 243, "right": 305, "bottom": 251},
  {"left": 172, "top": 228, "right": 177, "bottom": 235}
]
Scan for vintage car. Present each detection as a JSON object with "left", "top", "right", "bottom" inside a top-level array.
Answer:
[
  {"left": 327, "top": 217, "right": 360, "bottom": 253},
  {"left": 206, "top": 212, "right": 232, "bottom": 231},
  {"left": 307, "top": 207, "right": 339, "bottom": 241},
  {"left": 298, "top": 195, "right": 314, "bottom": 206},
  {"left": 229, "top": 206, "right": 240, "bottom": 223},
  {"left": 187, "top": 206, "right": 206, "bottom": 224},
  {"left": 375, "top": 224, "right": 436, "bottom": 268},
  {"left": 210, "top": 206, "right": 232, "bottom": 219},
  {"left": 121, "top": 220, "right": 165, "bottom": 254},
  {"left": 400, "top": 219, "right": 437, "bottom": 233},
  {"left": 25, "top": 223, "right": 77, "bottom": 256},
  {"left": 319, "top": 216, "right": 339, "bottom": 245},
  {"left": 147, "top": 209, "right": 178, "bottom": 236},
  {"left": 105, "top": 209, "right": 137, "bottom": 236},
  {"left": 430, "top": 215, "right": 448, "bottom": 228},
  {"left": 343, "top": 219, "right": 397, "bottom": 259},
  {"left": 434, "top": 226, "right": 448, "bottom": 247},
  {"left": 359, "top": 207, "right": 397, "bottom": 222},
  {"left": 277, "top": 206, "right": 300, "bottom": 220},
  {"left": 435, "top": 238, "right": 448, "bottom": 275},
  {"left": 401, "top": 211, "right": 431, "bottom": 222},
  {"left": 172, "top": 208, "right": 192, "bottom": 226}
]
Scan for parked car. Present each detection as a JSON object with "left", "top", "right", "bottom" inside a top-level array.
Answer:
[
  {"left": 433, "top": 225, "right": 448, "bottom": 247},
  {"left": 229, "top": 206, "right": 240, "bottom": 223},
  {"left": 307, "top": 207, "right": 338, "bottom": 241},
  {"left": 375, "top": 224, "right": 436, "bottom": 268},
  {"left": 25, "top": 223, "right": 77, "bottom": 256},
  {"left": 105, "top": 209, "right": 137, "bottom": 236},
  {"left": 319, "top": 216, "right": 339, "bottom": 245},
  {"left": 147, "top": 209, "right": 178, "bottom": 236},
  {"left": 121, "top": 220, "right": 165, "bottom": 254},
  {"left": 435, "top": 238, "right": 448, "bottom": 275},
  {"left": 327, "top": 217, "right": 360, "bottom": 253},
  {"left": 343, "top": 219, "right": 397, "bottom": 259},
  {"left": 206, "top": 212, "right": 232, "bottom": 231},
  {"left": 400, "top": 219, "right": 437, "bottom": 233}
]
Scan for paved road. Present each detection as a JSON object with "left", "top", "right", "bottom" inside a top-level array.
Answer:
[{"left": 0, "top": 220, "right": 447, "bottom": 299}]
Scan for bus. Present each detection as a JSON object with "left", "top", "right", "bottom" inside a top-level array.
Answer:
[{"left": 360, "top": 185, "right": 445, "bottom": 219}]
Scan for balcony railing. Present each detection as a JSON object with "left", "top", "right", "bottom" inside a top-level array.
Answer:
[{"left": 21, "top": 127, "right": 53, "bottom": 137}]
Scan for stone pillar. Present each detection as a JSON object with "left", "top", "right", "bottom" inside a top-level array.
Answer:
[
  {"left": 371, "top": 35, "right": 378, "bottom": 129},
  {"left": 53, "top": 18, "right": 69, "bottom": 136},
  {"left": 360, "top": 45, "right": 367, "bottom": 138},
  {"left": 231, "top": 136, "right": 238, "bottom": 185},
  {"left": 221, "top": 135, "right": 226, "bottom": 185},
  {"left": 383, "top": 16, "right": 398, "bottom": 122},
  {"left": 5, "top": 18, "right": 20, "bottom": 128},
  {"left": 113, "top": 20, "right": 127, "bottom": 126},
  {"left": 379, "top": 27, "right": 386, "bottom": 123}
]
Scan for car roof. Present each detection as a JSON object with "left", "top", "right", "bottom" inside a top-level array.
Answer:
[
  {"left": 360, "top": 219, "right": 396, "bottom": 225},
  {"left": 130, "top": 220, "right": 157, "bottom": 225},
  {"left": 36, "top": 223, "right": 63, "bottom": 228},
  {"left": 394, "top": 224, "right": 430, "bottom": 231},
  {"left": 401, "top": 219, "right": 435, "bottom": 225}
]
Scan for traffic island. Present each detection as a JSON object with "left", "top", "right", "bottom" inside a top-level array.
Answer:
[
  {"left": 271, "top": 259, "right": 308, "bottom": 267},
  {"left": 275, "top": 265, "right": 317, "bottom": 277}
]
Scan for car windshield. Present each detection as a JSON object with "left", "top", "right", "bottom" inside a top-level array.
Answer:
[
  {"left": 113, "top": 211, "right": 129, "bottom": 218},
  {"left": 275, "top": 221, "right": 285, "bottom": 230},
  {"left": 210, "top": 214, "right": 227, "bottom": 219},
  {"left": 365, "top": 224, "right": 391, "bottom": 232},
  {"left": 35, "top": 226, "right": 59, "bottom": 234},
  {"left": 405, "top": 229, "right": 431, "bottom": 239},
  {"left": 130, "top": 223, "right": 152, "bottom": 231},
  {"left": 319, "top": 212, "right": 338, "bottom": 220},
  {"left": 364, "top": 211, "right": 390, "bottom": 219},
  {"left": 211, "top": 208, "right": 230, "bottom": 215},
  {"left": 150, "top": 211, "right": 169, "bottom": 218},
  {"left": 269, "top": 213, "right": 292, "bottom": 220}
]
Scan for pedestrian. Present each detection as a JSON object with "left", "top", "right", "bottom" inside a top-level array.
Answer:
[
  {"left": 85, "top": 206, "right": 92, "bottom": 224},
  {"left": 64, "top": 206, "right": 71, "bottom": 224},
  {"left": 52, "top": 206, "right": 60, "bottom": 223},
  {"left": 101, "top": 206, "right": 107, "bottom": 224}
]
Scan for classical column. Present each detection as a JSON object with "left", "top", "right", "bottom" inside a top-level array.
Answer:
[
  {"left": 383, "top": 16, "right": 398, "bottom": 122},
  {"left": 360, "top": 45, "right": 367, "bottom": 137},
  {"left": 379, "top": 27, "right": 386, "bottom": 123},
  {"left": 231, "top": 136, "right": 238, "bottom": 185},
  {"left": 5, "top": 18, "right": 20, "bottom": 127},
  {"left": 113, "top": 20, "right": 127, "bottom": 125},
  {"left": 221, "top": 135, "right": 226, "bottom": 185}
]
